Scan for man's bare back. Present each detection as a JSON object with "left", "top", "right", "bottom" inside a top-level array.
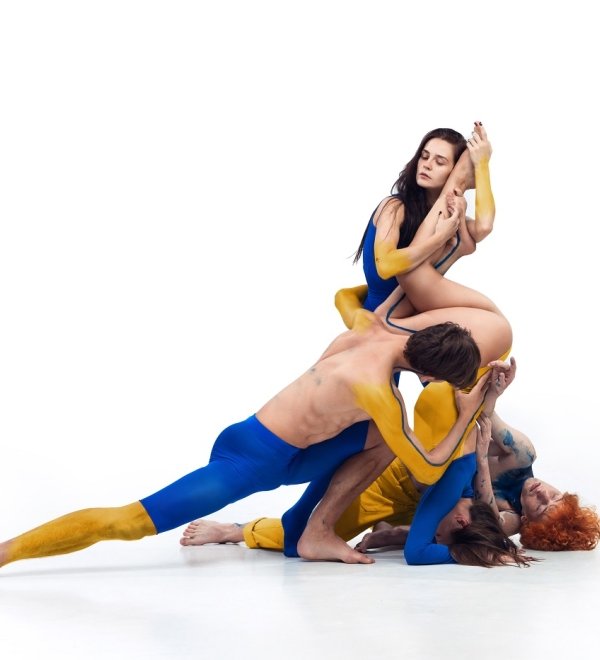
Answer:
[{"left": 256, "top": 311, "right": 409, "bottom": 448}]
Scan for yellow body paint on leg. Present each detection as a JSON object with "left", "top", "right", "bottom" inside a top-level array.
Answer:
[
  {"left": 3, "top": 501, "right": 156, "bottom": 565},
  {"left": 243, "top": 462, "right": 420, "bottom": 551},
  {"left": 243, "top": 518, "right": 285, "bottom": 550},
  {"left": 334, "top": 285, "right": 368, "bottom": 329},
  {"left": 474, "top": 160, "right": 495, "bottom": 219}
]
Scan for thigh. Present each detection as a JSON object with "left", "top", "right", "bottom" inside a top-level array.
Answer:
[
  {"left": 140, "top": 460, "right": 255, "bottom": 533},
  {"left": 400, "top": 264, "right": 500, "bottom": 315},
  {"left": 285, "top": 421, "right": 370, "bottom": 485}
]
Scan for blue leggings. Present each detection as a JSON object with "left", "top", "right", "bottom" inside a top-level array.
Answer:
[{"left": 140, "top": 415, "right": 370, "bottom": 533}]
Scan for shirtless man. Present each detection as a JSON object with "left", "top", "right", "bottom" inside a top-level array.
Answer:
[
  {"left": 179, "top": 356, "right": 597, "bottom": 559},
  {"left": 178, "top": 360, "right": 520, "bottom": 562},
  {"left": 0, "top": 301, "right": 504, "bottom": 569}
]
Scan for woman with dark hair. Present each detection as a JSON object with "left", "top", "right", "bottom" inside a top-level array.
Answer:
[{"left": 335, "top": 122, "right": 494, "bottom": 325}]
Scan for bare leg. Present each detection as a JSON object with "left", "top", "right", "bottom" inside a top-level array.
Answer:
[
  {"left": 0, "top": 502, "right": 155, "bottom": 567},
  {"left": 399, "top": 260, "right": 501, "bottom": 315},
  {"left": 297, "top": 426, "right": 394, "bottom": 564},
  {"left": 444, "top": 147, "right": 475, "bottom": 193},
  {"left": 179, "top": 520, "right": 244, "bottom": 546}
]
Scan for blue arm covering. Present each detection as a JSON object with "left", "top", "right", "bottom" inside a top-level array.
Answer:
[{"left": 404, "top": 453, "right": 476, "bottom": 565}]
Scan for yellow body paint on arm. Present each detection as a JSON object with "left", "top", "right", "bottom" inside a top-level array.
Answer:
[
  {"left": 374, "top": 240, "right": 414, "bottom": 280},
  {"left": 352, "top": 382, "right": 470, "bottom": 484}
]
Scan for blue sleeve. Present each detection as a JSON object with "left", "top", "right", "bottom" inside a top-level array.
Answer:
[{"left": 404, "top": 454, "right": 476, "bottom": 565}]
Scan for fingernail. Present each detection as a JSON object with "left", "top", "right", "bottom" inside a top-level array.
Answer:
[{"left": 478, "top": 122, "right": 483, "bottom": 126}]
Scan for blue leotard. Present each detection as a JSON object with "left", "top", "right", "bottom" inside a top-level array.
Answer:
[
  {"left": 361, "top": 196, "right": 460, "bottom": 315},
  {"left": 403, "top": 453, "right": 476, "bottom": 565},
  {"left": 362, "top": 212, "right": 399, "bottom": 312},
  {"left": 140, "top": 416, "right": 370, "bottom": 533}
]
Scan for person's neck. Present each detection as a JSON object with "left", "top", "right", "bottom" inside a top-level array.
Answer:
[{"left": 426, "top": 187, "right": 442, "bottom": 207}]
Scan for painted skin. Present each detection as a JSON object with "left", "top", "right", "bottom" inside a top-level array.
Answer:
[{"left": 0, "top": 308, "right": 489, "bottom": 568}]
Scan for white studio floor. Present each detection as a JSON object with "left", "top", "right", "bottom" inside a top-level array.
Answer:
[{"left": 1, "top": 529, "right": 599, "bottom": 660}]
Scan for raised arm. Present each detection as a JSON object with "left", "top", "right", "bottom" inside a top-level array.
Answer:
[
  {"left": 481, "top": 357, "right": 536, "bottom": 468},
  {"left": 474, "top": 415, "right": 502, "bottom": 516}
]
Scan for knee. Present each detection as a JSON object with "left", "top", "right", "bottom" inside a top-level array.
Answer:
[{"left": 105, "top": 502, "right": 157, "bottom": 541}]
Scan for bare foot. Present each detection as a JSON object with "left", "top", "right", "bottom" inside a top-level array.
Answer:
[
  {"left": 297, "top": 527, "right": 374, "bottom": 564},
  {"left": 179, "top": 520, "right": 244, "bottom": 546},
  {"left": 452, "top": 148, "right": 475, "bottom": 192}
]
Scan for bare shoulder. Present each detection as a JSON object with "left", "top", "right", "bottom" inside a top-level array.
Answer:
[{"left": 374, "top": 196, "right": 405, "bottom": 227}]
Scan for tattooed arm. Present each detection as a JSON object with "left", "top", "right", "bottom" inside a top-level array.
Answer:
[
  {"left": 474, "top": 415, "right": 523, "bottom": 536},
  {"left": 474, "top": 415, "right": 500, "bottom": 518},
  {"left": 487, "top": 412, "right": 537, "bottom": 470}
]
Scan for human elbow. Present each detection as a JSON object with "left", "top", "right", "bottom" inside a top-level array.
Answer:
[{"left": 403, "top": 543, "right": 426, "bottom": 565}]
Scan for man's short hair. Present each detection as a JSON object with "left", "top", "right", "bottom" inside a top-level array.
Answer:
[{"left": 403, "top": 322, "right": 480, "bottom": 389}]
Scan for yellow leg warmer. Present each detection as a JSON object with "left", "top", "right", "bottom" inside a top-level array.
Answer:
[{"left": 3, "top": 501, "right": 156, "bottom": 566}]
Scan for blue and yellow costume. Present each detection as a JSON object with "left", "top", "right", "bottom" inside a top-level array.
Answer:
[
  {"left": 140, "top": 416, "right": 370, "bottom": 533},
  {"left": 3, "top": 416, "right": 372, "bottom": 564}
]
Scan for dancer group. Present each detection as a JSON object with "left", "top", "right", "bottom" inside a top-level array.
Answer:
[{"left": 2, "top": 123, "right": 598, "bottom": 571}]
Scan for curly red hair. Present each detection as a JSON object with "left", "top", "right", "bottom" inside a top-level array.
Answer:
[{"left": 520, "top": 493, "right": 600, "bottom": 551}]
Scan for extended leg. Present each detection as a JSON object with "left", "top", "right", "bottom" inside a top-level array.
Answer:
[{"left": 0, "top": 502, "right": 155, "bottom": 567}]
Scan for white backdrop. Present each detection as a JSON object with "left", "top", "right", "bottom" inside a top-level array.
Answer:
[{"left": 1, "top": 1, "right": 598, "bottom": 539}]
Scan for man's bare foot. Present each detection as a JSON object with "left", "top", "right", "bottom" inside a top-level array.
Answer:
[
  {"left": 297, "top": 527, "right": 374, "bottom": 564},
  {"left": 179, "top": 520, "right": 244, "bottom": 546}
]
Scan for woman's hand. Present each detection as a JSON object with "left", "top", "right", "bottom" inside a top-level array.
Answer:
[
  {"left": 433, "top": 205, "right": 461, "bottom": 244},
  {"left": 467, "top": 122, "right": 492, "bottom": 166}
]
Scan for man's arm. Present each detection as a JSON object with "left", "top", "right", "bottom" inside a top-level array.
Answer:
[
  {"left": 480, "top": 358, "right": 536, "bottom": 470},
  {"left": 352, "top": 375, "right": 489, "bottom": 485},
  {"left": 474, "top": 415, "right": 523, "bottom": 537},
  {"left": 487, "top": 412, "right": 536, "bottom": 471}
]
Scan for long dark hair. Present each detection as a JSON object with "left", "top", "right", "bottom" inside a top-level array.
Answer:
[
  {"left": 353, "top": 128, "right": 467, "bottom": 265},
  {"left": 449, "top": 502, "right": 538, "bottom": 568}
]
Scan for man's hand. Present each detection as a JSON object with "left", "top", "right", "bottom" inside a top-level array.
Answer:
[{"left": 455, "top": 372, "right": 490, "bottom": 418}]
